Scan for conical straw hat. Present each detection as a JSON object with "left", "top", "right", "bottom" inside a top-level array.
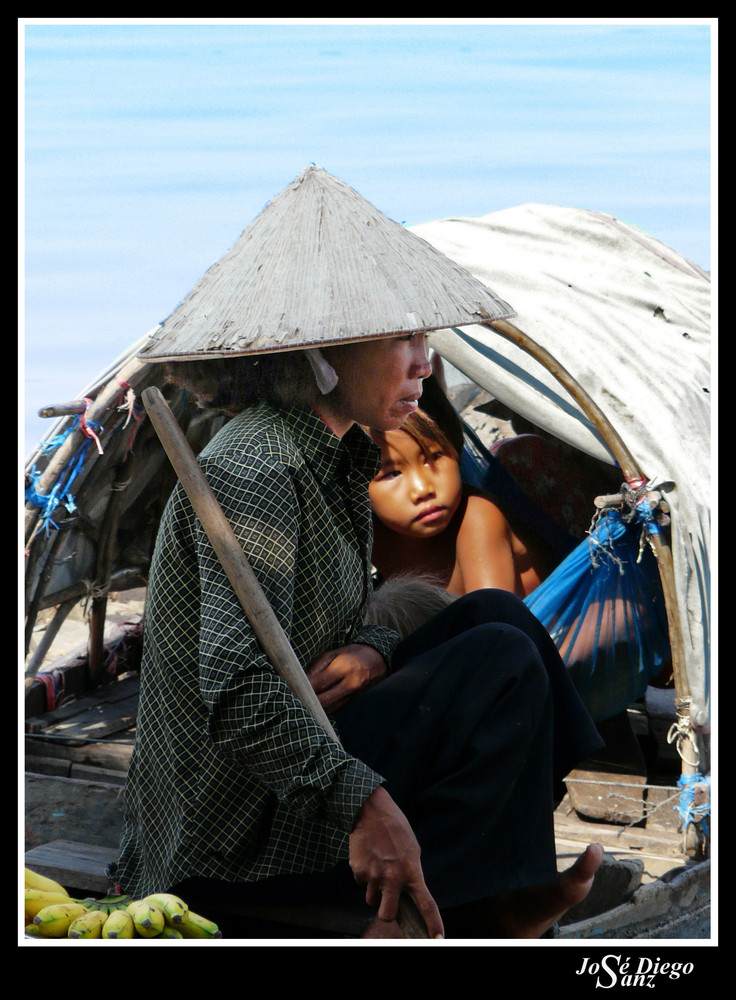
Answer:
[{"left": 137, "top": 166, "right": 515, "bottom": 361}]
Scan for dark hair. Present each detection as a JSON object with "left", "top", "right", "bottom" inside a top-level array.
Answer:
[
  {"left": 398, "top": 409, "right": 460, "bottom": 464},
  {"left": 163, "top": 350, "right": 317, "bottom": 414},
  {"left": 417, "top": 373, "right": 465, "bottom": 457}
]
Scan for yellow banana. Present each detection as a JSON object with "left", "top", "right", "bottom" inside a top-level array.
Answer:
[
  {"left": 178, "top": 910, "right": 222, "bottom": 939},
  {"left": 68, "top": 908, "right": 108, "bottom": 939},
  {"left": 24, "top": 867, "right": 69, "bottom": 896},
  {"left": 101, "top": 909, "right": 135, "bottom": 939},
  {"left": 159, "top": 927, "right": 184, "bottom": 939},
  {"left": 127, "top": 899, "right": 166, "bottom": 937},
  {"left": 25, "top": 887, "right": 80, "bottom": 922},
  {"left": 33, "top": 902, "right": 90, "bottom": 937},
  {"left": 142, "top": 892, "right": 189, "bottom": 925},
  {"left": 25, "top": 923, "right": 42, "bottom": 937}
]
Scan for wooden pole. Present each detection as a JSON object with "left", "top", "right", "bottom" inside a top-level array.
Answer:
[
  {"left": 141, "top": 386, "right": 428, "bottom": 937},
  {"left": 24, "top": 596, "right": 78, "bottom": 680},
  {"left": 485, "top": 319, "right": 642, "bottom": 480},
  {"left": 484, "top": 319, "right": 696, "bottom": 753},
  {"left": 87, "top": 449, "right": 138, "bottom": 688},
  {"left": 142, "top": 387, "right": 338, "bottom": 740},
  {"left": 38, "top": 400, "right": 89, "bottom": 419},
  {"left": 25, "top": 357, "right": 149, "bottom": 544}
]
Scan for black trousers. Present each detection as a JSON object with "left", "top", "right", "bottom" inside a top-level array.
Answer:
[{"left": 173, "top": 590, "right": 602, "bottom": 926}]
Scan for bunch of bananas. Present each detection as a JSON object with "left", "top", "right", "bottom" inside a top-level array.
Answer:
[{"left": 24, "top": 868, "right": 222, "bottom": 940}]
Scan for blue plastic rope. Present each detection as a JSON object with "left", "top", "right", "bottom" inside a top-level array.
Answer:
[
  {"left": 632, "top": 494, "right": 661, "bottom": 536},
  {"left": 37, "top": 425, "right": 74, "bottom": 453},
  {"left": 25, "top": 415, "right": 103, "bottom": 534},
  {"left": 675, "top": 773, "right": 710, "bottom": 833}
]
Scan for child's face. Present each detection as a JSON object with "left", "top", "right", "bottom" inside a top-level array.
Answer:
[{"left": 369, "top": 427, "right": 462, "bottom": 538}]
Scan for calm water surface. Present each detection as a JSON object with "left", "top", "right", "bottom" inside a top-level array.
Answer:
[{"left": 22, "top": 22, "right": 712, "bottom": 452}]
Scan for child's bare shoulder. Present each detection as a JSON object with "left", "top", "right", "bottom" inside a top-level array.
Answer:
[
  {"left": 461, "top": 490, "right": 509, "bottom": 534},
  {"left": 463, "top": 485, "right": 504, "bottom": 516}
]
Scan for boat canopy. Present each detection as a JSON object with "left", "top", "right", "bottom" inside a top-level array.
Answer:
[{"left": 413, "top": 203, "right": 711, "bottom": 729}]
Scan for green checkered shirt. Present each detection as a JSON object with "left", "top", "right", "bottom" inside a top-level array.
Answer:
[{"left": 111, "top": 402, "right": 400, "bottom": 898}]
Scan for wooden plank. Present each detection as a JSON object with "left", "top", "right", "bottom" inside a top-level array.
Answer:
[
  {"left": 644, "top": 784, "right": 684, "bottom": 834},
  {"left": 25, "top": 658, "right": 88, "bottom": 719},
  {"left": 24, "top": 839, "right": 118, "bottom": 894},
  {"left": 23, "top": 754, "right": 72, "bottom": 779},
  {"left": 25, "top": 735, "right": 133, "bottom": 772},
  {"left": 554, "top": 794, "right": 686, "bottom": 864},
  {"left": 26, "top": 753, "right": 127, "bottom": 784},
  {"left": 25, "top": 621, "right": 143, "bottom": 719},
  {"left": 69, "top": 763, "right": 127, "bottom": 785},
  {"left": 30, "top": 674, "right": 140, "bottom": 724},
  {"left": 555, "top": 818, "right": 685, "bottom": 861},
  {"left": 35, "top": 696, "right": 138, "bottom": 744},
  {"left": 565, "top": 769, "right": 647, "bottom": 825},
  {"left": 30, "top": 692, "right": 138, "bottom": 731},
  {"left": 26, "top": 675, "right": 139, "bottom": 744}
]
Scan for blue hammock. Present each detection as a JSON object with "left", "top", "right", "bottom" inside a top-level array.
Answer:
[
  {"left": 525, "top": 508, "right": 671, "bottom": 722},
  {"left": 461, "top": 426, "right": 671, "bottom": 722}
]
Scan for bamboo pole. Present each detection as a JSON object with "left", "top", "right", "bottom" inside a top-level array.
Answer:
[
  {"left": 25, "top": 357, "right": 150, "bottom": 544},
  {"left": 36, "top": 568, "right": 148, "bottom": 613},
  {"left": 87, "top": 449, "right": 138, "bottom": 687},
  {"left": 485, "top": 319, "right": 642, "bottom": 480},
  {"left": 24, "top": 525, "right": 68, "bottom": 656},
  {"left": 24, "top": 357, "right": 150, "bottom": 675},
  {"left": 142, "top": 387, "right": 338, "bottom": 740},
  {"left": 38, "top": 400, "right": 89, "bottom": 419},
  {"left": 484, "top": 319, "right": 696, "bottom": 756},
  {"left": 141, "top": 386, "right": 429, "bottom": 938},
  {"left": 24, "top": 597, "right": 79, "bottom": 680}
]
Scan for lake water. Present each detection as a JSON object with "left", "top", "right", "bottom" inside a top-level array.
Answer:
[{"left": 22, "top": 20, "right": 713, "bottom": 453}]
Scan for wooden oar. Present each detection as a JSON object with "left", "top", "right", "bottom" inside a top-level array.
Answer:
[{"left": 141, "top": 386, "right": 429, "bottom": 938}]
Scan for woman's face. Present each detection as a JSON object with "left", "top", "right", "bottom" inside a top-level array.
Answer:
[
  {"left": 320, "top": 333, "right": 432, "bottom": 434},
  {"left": 369, "top": 427, "right": 462, "bottom": 538}
]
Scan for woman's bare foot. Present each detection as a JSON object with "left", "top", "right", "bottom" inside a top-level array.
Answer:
[
  {"left": 440, "top": 843, "right": 604, "bottom": 939},
  {"left": 491, "top": 843, "right": 605, "bottom": 938}
]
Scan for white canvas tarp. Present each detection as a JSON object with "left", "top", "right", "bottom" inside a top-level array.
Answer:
[{"left": 412, "top": 204, "right": 711, "bottom": 729}]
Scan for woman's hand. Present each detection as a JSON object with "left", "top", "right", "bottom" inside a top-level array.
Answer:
[
  {"left": 307, "top": 643, "right": 388, "bottom": 713},
  {"left": 349, "top": 785, "right": 444, "bottom": 938}
]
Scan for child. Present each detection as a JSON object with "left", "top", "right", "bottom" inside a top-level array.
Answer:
[
  {"left": 367, "top": 410, "right": 671, "bottom": 725},
  {"left": 368, "top": 409, "right": 557, "bottom": 602}
]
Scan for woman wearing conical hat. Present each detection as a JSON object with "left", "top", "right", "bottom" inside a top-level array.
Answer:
[{"left": 111, "top": 168, "right": 603, "bottom": 938}]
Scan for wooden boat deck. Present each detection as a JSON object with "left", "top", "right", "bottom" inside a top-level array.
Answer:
[{"left": 24, "top": 610, "right": 710, "bottom": 939}]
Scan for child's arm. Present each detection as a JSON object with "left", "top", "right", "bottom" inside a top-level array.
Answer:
[{"left": 454, "top": 494, "right": 518, "bottom": 594}]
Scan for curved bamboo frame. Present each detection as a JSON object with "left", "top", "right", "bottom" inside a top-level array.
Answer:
[{"left": 484, "top": 320, "right": 693, "bottom": 721}]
